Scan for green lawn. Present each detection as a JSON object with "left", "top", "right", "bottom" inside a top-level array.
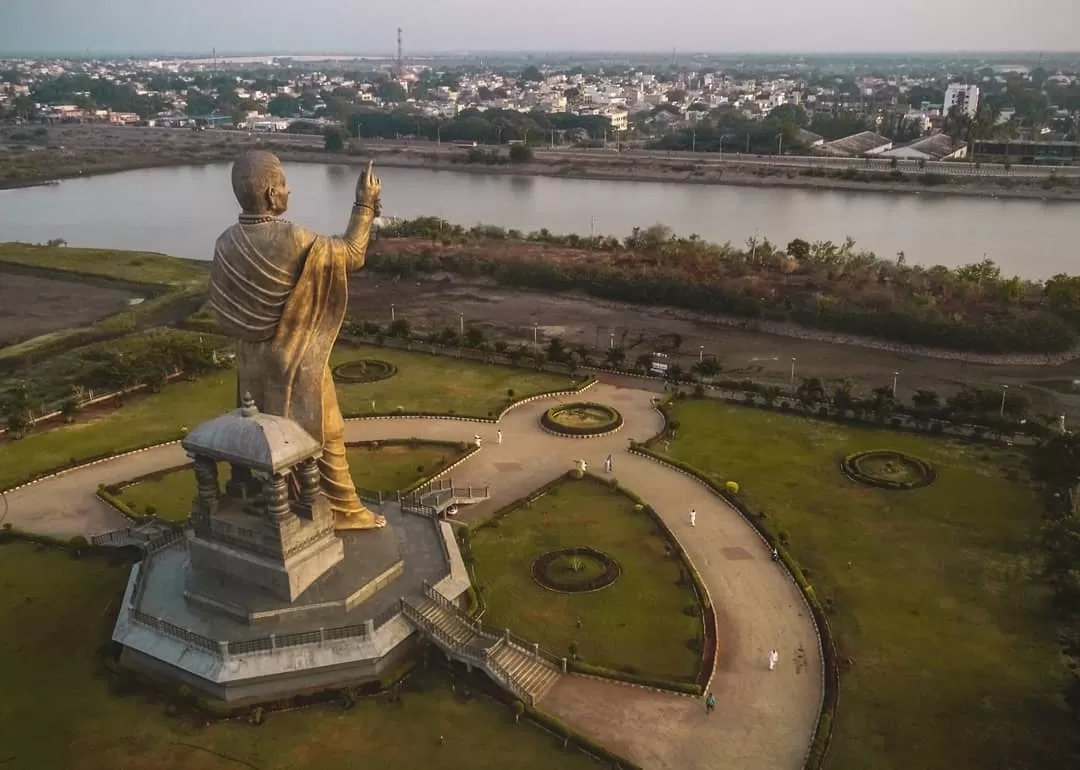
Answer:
[
  {"left": 0, "top": 343, "right": 576, "bottom": 490},
  {"left": 0, "top": 541, "right": 602, "bottom": 770},
  {"left": 664, "top": 399, "right": 1071, "bottom": 770},
  {"left": 117, "top": 441, "right": 469, "bottom": 522},
  {"left": 470, "top": 477, "right": 703, "bottom": 682},
  {"left": 0, "top": 243, "right": 208, "bottom": 288},
  {"left": 329, "top": 344, "right": 576, "bottom": 419}
]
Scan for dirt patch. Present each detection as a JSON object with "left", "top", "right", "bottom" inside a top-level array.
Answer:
[
  {"left": 347, "top": 271, "right": 1080, "bottom": 420},
  {"left": 0, "top": 271, "right": 140, "bottom": 346}
]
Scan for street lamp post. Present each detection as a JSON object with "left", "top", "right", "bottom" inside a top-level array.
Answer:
[
  {"left": 609, "top": 331, "right": 615, "bottom": 350},
  {"left": 459, "top": 312, "right": 464, "bottom": 336},
  {"left": 699, "top": 345, "right": 705, "bottom": 363},
  {"left": 892, "top": 370, "right": 899, "bottom": 398},
  {"left": 391, "top": 304, "right": 395, "bottom": 322},
  {"left": 533, "top": 322, "right": 538, "bottom": 353},
  {"left": 1000, "top": 384, "right": 1009, "bottom": 418},
  {"left": 790, "top": 357, "right": 797, "bottom": 390}
]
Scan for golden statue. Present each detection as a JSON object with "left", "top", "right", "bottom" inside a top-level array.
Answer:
[{"left": 210, "top": 150, "right": 384, "bottom": 530}]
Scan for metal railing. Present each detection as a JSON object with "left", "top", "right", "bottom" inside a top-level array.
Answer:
[
  {"left": 501, "top": 627, "right": 564, "bottom": 669},
  {"left": 485, "top": 646, "right": 535, "bottom": 707}
]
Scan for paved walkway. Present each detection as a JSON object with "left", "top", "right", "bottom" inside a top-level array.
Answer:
[{"left": 1, "top": 382, "right": 822, "bottom": 770}]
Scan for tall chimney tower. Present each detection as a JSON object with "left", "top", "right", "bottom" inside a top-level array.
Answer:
[{"left": 396, "top": 28, "right": 404, "bottom": 77}]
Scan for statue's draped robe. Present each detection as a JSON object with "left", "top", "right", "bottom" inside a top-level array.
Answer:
[{"left": 210, "top": 219, "right": 373, "bottom": 524}]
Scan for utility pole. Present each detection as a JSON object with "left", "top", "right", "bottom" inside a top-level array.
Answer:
[
  {"left": 691, "top": 127, "right": 696, "bottom": 153},
  {"left": 892, "top": 371, "right": 899, "bottom": 398},
  {"left": 790, "top": 357, "right": 797, "bottom": 390},
  {"left": 1000, "top": 384, "right": 1008, "bottom": 418}
]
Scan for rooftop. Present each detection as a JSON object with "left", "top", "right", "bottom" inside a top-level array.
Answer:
[
  {"left": 821, "top": 130, "right": 892, "bottom": 157},
  {"left": 182, "top": 394, "right": 320, "bottom": 473}
]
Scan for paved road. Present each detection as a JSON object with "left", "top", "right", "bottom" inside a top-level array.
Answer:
[{"left": 3, "top": 383, "right": 822, "bottom": 770}]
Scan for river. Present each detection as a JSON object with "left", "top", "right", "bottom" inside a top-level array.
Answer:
[{"left": 1, "top": 162, "right": 1078, "bottom": 278}]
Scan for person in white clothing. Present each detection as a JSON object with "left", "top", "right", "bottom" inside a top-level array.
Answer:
[
  {"left": 689, "top": 508, "right": 697, "bottom": 526},
  {"left": 497, "top": 429, "right": 502, "bottom": 445},
  {"left": 768, "top": 649, "right": 779, "bottom": 671},
  {"left": 473, "top": 434, "right": 482, "bottom": 447}
]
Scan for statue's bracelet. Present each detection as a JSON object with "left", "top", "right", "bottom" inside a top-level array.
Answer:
[{"left": 354, "top": 201, "right": 378, "bottom": 213}]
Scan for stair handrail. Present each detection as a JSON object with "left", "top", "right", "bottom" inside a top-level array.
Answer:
[
  {"left": 498, "top": 627, "right": 564, "bottom": 670},
  {"left": 485, "top": 648, "right": 535, "bottom": 707}
]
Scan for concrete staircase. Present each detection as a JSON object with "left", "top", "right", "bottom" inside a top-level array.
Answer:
[
  {"left": 402, "top": 585, "right": 563, "bottom": 706},
  {"left": 400, "top": 478, "right": 491, "bottom": 517},
  {"left": 488, "top": 636, "right": 562, "bottom": 703}
]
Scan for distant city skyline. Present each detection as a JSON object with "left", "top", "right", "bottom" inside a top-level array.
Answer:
[{"left": 2, "top": 0, "right": 1079, "bottom": 57}]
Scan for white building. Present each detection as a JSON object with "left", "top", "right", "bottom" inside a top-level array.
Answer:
[{"left": 943, "top": 83, "right": 980, "bottom": 119}]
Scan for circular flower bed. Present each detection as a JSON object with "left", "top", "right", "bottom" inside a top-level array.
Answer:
[
  {"left": 332, "top": 359, "right": 398, "bottom": 384},
  {"left": 532, "top": 547, "right": 622, "bottom": 593},
  {"left": 841, "top": 449, "right": 936, "bottom": 490},
  {"left": 541, "top": 402, "right": 623, "bottom": 437}
]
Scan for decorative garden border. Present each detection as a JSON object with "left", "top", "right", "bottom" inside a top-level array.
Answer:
[
  {"left": 539, "top": 402, "right": 624, "bottom": 438},
  {"left": 840, "top": 449, "right": 936, "bottom": 490},
  {"left": 332, "top": 358, "right": 398, "bottom": 384},
  {"left": 531, "top": 547, "right": 622, "bottom": 593}
]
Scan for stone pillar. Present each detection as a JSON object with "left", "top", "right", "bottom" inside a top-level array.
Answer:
[
  {"left": 266, "top": 474, "right": 291, "bottom": 523},
  {"left": 364, "top": 619, "right": 375, "bottom": 638},
  {"left": 298, "top": 458, "right": 320, "bottom": 515},
  {"left": 192, "top": 455, "right": 219, "bottom": 517},
  {"left": 218, "top": 641, "right": 229, "bottom": 660},
  {"left": 225, "top": 463, "right": 252, "bottom": 499}
]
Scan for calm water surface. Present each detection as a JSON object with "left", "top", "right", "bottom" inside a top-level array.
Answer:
[{"left": 1, "top": 162, "right": 1078, "bottom": 278}]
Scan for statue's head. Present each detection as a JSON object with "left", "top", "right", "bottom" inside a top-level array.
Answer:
[{"left": 231, "top": 151, "right": 289, "bottom": 216}]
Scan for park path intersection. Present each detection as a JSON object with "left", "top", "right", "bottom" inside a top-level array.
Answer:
[{"left": 3, "top": 382, "right": 822, "bottom": 770}]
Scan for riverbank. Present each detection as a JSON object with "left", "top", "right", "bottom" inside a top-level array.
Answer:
[{"left": 4, "top": 124, "right": 1080, "bottom": 201}]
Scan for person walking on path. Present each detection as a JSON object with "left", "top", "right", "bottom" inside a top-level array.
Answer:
[
  {"left": 689, "top": 508, "right": 697, "bottom": 527},
  {"left": 474, "top": 434, "right": 482, "bottom": 448},
  {"left": 497, "top": 429, "right": 502, "bottom": 445},
  {"left": 705, "top": 692, "right": 716, "bottom": 714},
  {"left": 604, "top": 454, "right": 613, "bottom": 473},
  {"left": 768, "top": 649, "right": 779, "bottom": 671}
]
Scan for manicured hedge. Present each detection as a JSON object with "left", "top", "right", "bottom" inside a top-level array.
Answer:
[{"left": 568, "top": 659, "right": 701, "bottom": 695}]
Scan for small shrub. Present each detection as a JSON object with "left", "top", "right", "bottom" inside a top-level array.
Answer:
[
  {"left": 248, "top": 705, "right": 265, "bottom": 725},
  {"left": 725, "top": 480, "right": 739, "bottom": 495},
  {"left": 144, "top": 505, "right": 157, "bottom": 516}
]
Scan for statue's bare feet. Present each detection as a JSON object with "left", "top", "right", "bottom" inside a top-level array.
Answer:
[{"left": 334, "top": 509, "right": 387, "bottom": 531}]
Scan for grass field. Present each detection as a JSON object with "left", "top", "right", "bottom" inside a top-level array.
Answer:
[
  {"left": 117, "top": 441, "right": 469, "bottom": 521},
  {"left": 0, "top": 243, "right": 208, "bottom": 288},
  {"left": 0, "top": 541, "right": 602, "bottom": 770},
  {"left": 664, "top": 399, "right": 1071, "bottom": 770},
  {"left": 329, "top": 345, "right": 576, "bottom": 419},
  {"left": 0, "top": 343, "right": 576, "bottom": 491},
  {"left": 470, "top": 477, "right": 702, "bottom": 682}
]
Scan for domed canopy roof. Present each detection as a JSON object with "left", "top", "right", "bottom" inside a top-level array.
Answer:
[{"left": 182, "top": 393, "right": 321, "bottom": 474}]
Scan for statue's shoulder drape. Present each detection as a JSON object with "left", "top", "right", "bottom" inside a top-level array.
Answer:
[{"left": 211, "top": 222, "right": 349, "bottom": 444}]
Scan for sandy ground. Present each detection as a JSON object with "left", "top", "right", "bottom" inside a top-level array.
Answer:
[
  {"left": 0, "top": 270, "right": 139, "bottom": 346},
  {"left": 347, "top": 272, "right": 1080, "bottom": 421}
]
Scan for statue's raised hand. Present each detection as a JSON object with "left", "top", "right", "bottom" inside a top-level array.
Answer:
[{"left": 356, "top": 161, "right": 382, "bottom": 215}]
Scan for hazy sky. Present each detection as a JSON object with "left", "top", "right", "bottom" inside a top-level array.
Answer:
[{"left": 2, "top": 0, "right": 1078, "bottom": 56}]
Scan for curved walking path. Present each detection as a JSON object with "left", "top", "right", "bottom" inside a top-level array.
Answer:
[{"left": 2, "top": 382, "right": 822, "bottom": 770}]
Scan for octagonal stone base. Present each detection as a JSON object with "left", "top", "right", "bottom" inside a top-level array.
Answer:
[{"left": 113, "top": 504, "right": 471, "bottom": 704}]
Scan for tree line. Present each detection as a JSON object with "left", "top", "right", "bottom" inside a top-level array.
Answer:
[{"left": 371, "top": 218, "right": 1080, "bottom": 355}]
